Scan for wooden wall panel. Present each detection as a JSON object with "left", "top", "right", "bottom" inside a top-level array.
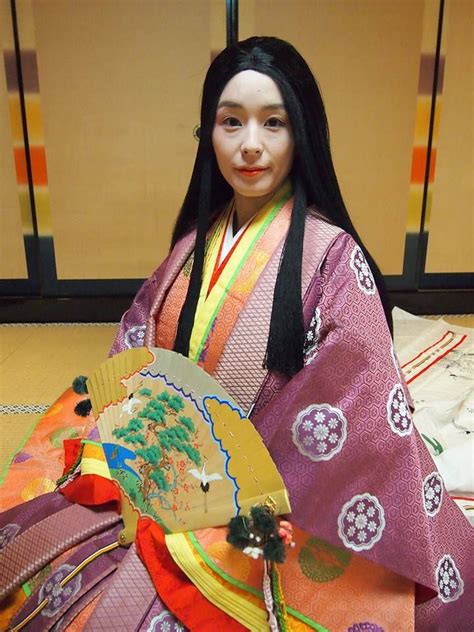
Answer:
[
  {"left": 425, "top": 0, "right": 473, "bottom": 273},
  {"left": 240, "top": 0, "right": 425, "bottom": 275},
  {"left": 31, "top": 0, "right": 212, "bottom": 280}
]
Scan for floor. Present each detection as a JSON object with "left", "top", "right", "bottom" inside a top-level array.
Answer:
[
  {"left": 0, "top": 323, "right": 117, "bottom": 471},
  {"left": 1, "top": 315, "right": 473, "bottom": 475}
]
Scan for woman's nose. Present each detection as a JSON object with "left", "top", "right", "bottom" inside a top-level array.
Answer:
[{"left": 241, "top": 125, "right": 262, "bottom": 156}]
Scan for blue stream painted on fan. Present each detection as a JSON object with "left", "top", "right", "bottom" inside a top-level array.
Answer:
[{"left": 103, "top": 443, "right": 139, "bottom": 478}]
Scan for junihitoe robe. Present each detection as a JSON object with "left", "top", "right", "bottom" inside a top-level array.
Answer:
[{"left": 0, "top": 185, "right": 472, "bottom": 631}]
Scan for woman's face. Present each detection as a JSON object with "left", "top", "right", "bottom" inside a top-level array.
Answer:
[{"left": 212, "top": 70, "right": 294, "bottom": 215}]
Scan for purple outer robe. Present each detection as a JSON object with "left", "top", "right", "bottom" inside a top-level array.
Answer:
[{"left": 111, "top": 213, "right": 473, "bottom": 631}]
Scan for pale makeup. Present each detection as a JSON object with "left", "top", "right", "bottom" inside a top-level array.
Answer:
[{"left": 212, "top": 70, "right": 295, "bottom": 229}]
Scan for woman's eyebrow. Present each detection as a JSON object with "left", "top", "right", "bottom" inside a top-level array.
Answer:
[{"left": 216, "top": 100, "right": 285, "bottom": 110}]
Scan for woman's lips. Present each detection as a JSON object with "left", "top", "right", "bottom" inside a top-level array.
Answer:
[{"left": 236, "top": 167, "right": 268, "bottom": 178}]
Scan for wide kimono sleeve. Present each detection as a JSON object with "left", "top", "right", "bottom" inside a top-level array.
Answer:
[
  {"left": 253, "top": 232, "right": 472, "bottom": 630},
  {"left": 109, "top": 258, "right": 169, "bottom": 356}
]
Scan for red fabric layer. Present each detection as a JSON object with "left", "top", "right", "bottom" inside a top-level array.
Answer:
[
  {"left": 60, "top": 473, "right": 121, "bottom": 508},
  {"left": 62, "top": 438, "right": 82, "bottom": 472},
  {"left": 60, "top": 439, "right": 121, "bottom": 508},
  {"left": 136, "top": 517, "right": 245, "bottom": 632}
]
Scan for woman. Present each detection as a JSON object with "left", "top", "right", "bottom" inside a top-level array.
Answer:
[{"left": 0, "top": 37, "right": 471, "bottom": 631}]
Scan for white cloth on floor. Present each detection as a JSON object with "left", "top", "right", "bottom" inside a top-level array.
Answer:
[{"left": 393, "top": 308, "right": 474, "bottom": 523}]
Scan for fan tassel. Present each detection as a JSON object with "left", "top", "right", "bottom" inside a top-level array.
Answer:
[
  {"left": 263, "top": 559, "right": 279, "bottom": 631},
  {"left": 74, "top": 399, "right": 92, "bottom": 417},
  {"left": 226, "top": 499, "right": 294, "bottom": 631},
  {"left": 271, "top": 562, "right": 288, "bottom": 631},
  {"left": 72, "top": 375, "right": 88, "bottom": 394}
]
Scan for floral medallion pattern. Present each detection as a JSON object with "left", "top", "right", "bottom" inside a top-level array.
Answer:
[
  {"left": 435, "top": 555, "right": 464, "bottom": 603},
  {"left": 349, "top": 246, "right": 376, "bottom": 295},
  {"left": 38, "top": 564, "right": 82, "bottom": 617},
  {"left": 298, "top": 536, "right": 351, "bottom": 582},
  {"left": 124, "top": 324, "right": 146, "bottom": 349},
  {"left": 347, "top": 624, "right": 384, "bottom": 632},
  {"left": 0, "top": 523, "right": 21, "bottom": 549},
  {"left": 303, "top": 307, "right": 321, "bottom": 365},
  {"left": 386, "top": 383, "right": 413, "bottom": 436},
  {"left": 338, "top": 493, "right": 385, "bottom": 552},
  {"left": 292, "top": 403, "right": 347, "bottom": 462},
  {"left": 422, "top": 472, "right": 443, "bottom": 517},
  {"left": 147, "top": 610, "right": 185, "bottom": 632}
]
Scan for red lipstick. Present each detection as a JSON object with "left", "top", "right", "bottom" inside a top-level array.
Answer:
[{"left": 237, "top": 168, "right": 267, "bottom": 177}]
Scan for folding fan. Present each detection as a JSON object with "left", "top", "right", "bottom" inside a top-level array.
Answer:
[{"left": 88, "top": 347, "right": 290, "bottom": 541}]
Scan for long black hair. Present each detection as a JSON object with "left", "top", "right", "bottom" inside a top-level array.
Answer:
[{"left": 172, "top": 36, "right": 392, "bottom": 376}]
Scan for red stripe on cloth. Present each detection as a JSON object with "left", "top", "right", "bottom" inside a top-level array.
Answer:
[{"left": 406, "top": 335, "right": 467, "bottom": 384}]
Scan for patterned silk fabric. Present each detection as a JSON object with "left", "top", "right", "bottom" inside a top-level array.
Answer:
[
  {"left": 155, "top": 186, "right": 292, "bottom": 377},
  {"left": 0, "top": 387, "right": 95, "bottom": 511},
  {"left": 112, "top": 209, "right": 472, "bottom": 630},
  {"left": 0, "top": 199, "right": 472, "bottom": 630},
  {"left": 160, "top": 525, "right": 414, "bottom": 631}
]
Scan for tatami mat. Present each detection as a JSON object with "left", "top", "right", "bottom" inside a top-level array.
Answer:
[
  {"left": 0, "top": 316, "right": 472, "bottom": 475},
  {"left": 427, "top": 315, "right": 474, "bottom": 327},
  {"left": 0, "top": 324, "right": 117, "bottom": 470},
  {"left": 1, "top": 413, "right": 38, "bottom": 471},
  {"left": 0, "top": 324, "right": 117, "bottom": 403}
]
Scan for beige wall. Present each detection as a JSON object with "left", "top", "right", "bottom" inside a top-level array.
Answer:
[
  {"left": 1, "top": 0, "right": 472, "bottom": 288},
  {"left": 240, "top": 0, "right": 425, "bottom": 275},
  {"left": 31, "top": 0, "right": 212, "bottom": 279},
  {"left": 425, "top": 0, "right": 473, "bottom": 273}
]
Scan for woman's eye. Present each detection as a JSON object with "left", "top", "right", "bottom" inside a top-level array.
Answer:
[
  {"left": 265, "top": 117, "right": 285, "bottom": 128},
  {"left": 223, "top": 117, "right": 241, "bottom": 127}
]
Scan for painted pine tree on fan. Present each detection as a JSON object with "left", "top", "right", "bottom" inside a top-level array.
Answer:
[{"left": 112, "top": 388, "right": 202, "bottom": 513}]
